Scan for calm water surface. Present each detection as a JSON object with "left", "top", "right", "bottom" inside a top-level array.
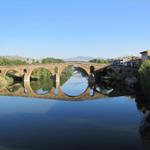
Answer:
[
  {"left": 0, "top": 96, "right": 148, "bottom": 150},
  {"left": 0, "top": 72, "right": 149, "bottom": 150}
]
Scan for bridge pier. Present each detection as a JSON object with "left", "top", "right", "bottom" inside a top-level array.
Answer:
[
  {"left": 55, "top": 73, "right": 60, "bottom": 88},
  {"left": 24, "top": 73, "right": 30, "bottom": 83}
]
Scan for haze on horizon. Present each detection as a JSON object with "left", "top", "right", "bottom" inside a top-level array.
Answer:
[{"left": 0, "top": 0, "right": 150, "bottom": 59}]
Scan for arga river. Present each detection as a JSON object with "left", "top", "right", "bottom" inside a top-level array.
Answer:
[{"left": 0, "top": 69, "right": 150, "bottom": 150}]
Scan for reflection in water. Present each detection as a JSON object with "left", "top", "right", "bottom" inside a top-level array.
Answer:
[
  {"left": 61, "top": 72, "right": 88, "bottom": 97},
  {"left": 136, "top": 98, "right": 150, "bottom": 148},
  {"left": 7, "top": 83, "right": 23, "bottom": 93},
  {"left": 0, "top": 64, "right": 138, "bottom": 99},
  {"left": 0, "top": 96, "right": 145, "bottom": 150},
  {"left": 0, "top": 72, "right": 137, "bottom": 100},
  {"left": 96, "top": 82, "right": 114, "bottom": 95},
  {"left": 29, "top": 67, "right": 54, "bottom": 95},
  {"left": 0, "top": 70, "right": 150, "bottom": 149},
  {"left": 60, "top": 66, "right": 89, "bottom": 97},
  {"left": 30, "top": 80, "right": 53, "bottom": 95},
  {"left": 140, "top": 113, "right": 150, "bottom": 147}
]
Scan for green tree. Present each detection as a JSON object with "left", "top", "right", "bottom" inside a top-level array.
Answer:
[
  {"left": 139, "top": 60, "right": 150, "bottom": 98},
  {"left": 90, "top": 59, "right": 109, "bottom": 64},
  {"left": 0, "top": 57, "right": 28, "bottom": 66},
  {"left": 42, "top": 57, "right": 64, "bottom": 64}
]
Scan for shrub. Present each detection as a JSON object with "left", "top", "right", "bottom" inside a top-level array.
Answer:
[{"left": 138, "top": 60, "right": 150, "bottom": 98}]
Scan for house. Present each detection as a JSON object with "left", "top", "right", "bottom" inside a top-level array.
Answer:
[
  {"left": 112, "top": 56, "right": 141, "bottom": 67},
  {"left": 140, "top": 50, "right": 150, "bottom": 61}
]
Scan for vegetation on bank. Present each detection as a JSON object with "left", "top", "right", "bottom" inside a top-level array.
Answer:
[
  {"left": 41, "top": 58, "right": 64, "bottom": 64},
  {"left": 0, "top": 57, "right": 28, "bottom": 65},
  {"left": 0, "top": 57, "right": 64, "bottom": 66},
  {"left": 90, "top": 59, "right": 109, "bottom": 64},
  {"left": 138, "top": 60, "right": 150, "bottom": 98},
  {"left": 31, "top": 68, "right": 52, "bottom": 79}
]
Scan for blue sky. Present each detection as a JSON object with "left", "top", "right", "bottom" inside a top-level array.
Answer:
[{"left": 0, "top": 0, "right": 150, "bottom": 59}]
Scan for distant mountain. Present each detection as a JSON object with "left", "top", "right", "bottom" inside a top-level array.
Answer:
[{"left": 65, "top": 56, "right": 94, "bottom": 62}]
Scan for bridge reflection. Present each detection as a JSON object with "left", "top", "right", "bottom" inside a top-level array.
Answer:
[
  {"left": 0, "top": 62, "right": 138, "bottom": 100},
  {"left": 0, "top": 83, "right": 106, "bottom": 100}
]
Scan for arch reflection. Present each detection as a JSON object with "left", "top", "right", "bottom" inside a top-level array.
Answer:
[
  {"left": 30, "top": 68, "right": 54, "bottom": 95},
  {"left": 60, "top": 66, "right": 89, "bottom": 97}
]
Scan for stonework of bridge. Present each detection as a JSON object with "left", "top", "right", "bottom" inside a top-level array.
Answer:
[
  {"left": 0, "top": 62, "right": 138, "bottom": 100},
  {"left": 0, "top": 62, "right": 108, "bottom": 100},
  {"left": 0, "top": 62, "right": 108, "bottom": 86}
]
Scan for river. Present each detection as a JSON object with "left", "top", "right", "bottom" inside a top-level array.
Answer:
[{"left": 0, "top": 72, "right": 149, "bottom": 150}]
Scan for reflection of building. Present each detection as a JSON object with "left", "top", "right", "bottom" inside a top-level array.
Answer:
[{"left": 140, "top": 50, "right": 150, "bottom": 61}]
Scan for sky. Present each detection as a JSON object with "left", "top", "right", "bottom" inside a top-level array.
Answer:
[{"left": 0, "top": 0, "right": 150, "bottom": 59}]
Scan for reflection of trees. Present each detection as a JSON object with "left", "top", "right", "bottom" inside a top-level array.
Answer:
[
  {"left": 60, "top": 66, "right": 88, "bottom": 86},
  {"left": 139, "top": 113, "right": 150, "bottom": 146},
  {"left": 74, "top": 67, "right": 88, "bottom": 77},
  {"left": 30, "top": 80, "right": 53, "bottom": 92},
  {"left": 60, "top": 66, "right": 73, "bottom": 86},
  {"left": 30, "top": 68, "right": 54, "bottom": 92},
  {"left": 136, "top": 98, "right": 150, "bottom": 147},
  {"left": 7, "top": 83, "right": 22, "bottom": 92},
  {"left": 96, "top": 81, "right": 113, "bottom": 95},
  {"left": 96, "top": 79, "right": 135, "bottom": 97}
]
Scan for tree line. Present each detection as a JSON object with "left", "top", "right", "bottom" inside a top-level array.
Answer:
[
  {"left": 89, "top": 59, "right": 109, "bottom": 64},
  {"left": 0, "top": 57, "right": 64, "bottom": 66},
  {"left": 138, "top": 60, "right": 150, "bottom": 99},
  {"left": 0, "top": 58, "right": 28, "bottom": 65}
]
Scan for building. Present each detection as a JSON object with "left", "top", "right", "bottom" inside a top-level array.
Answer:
[
  {"left": 140, "top": 50, "right": 150, "bottom": 61},
  {"left": 112, "top": 56, "right": 141, "bottom": 67}
]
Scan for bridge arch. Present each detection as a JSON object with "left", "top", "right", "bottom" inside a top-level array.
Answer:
[
  {"left": 59, "top": 64, "right": 90, "bottom": 75},
  {"left": 3, "top": 68, "right": 22, "bottom": 77},
  {"left": 24, "top": 66, "right": 54, "bottom": 82},
  {"left": 3, "top": 69, "right": 23, "bottom": 83},
  {"left": 59, "top": 64, "right": 89, "bottom": 97},
  {"left": 29, "top": 67, "right": 53, "bottom": 78},
  {"left": 62, "top": 85, "right": 89, "bottom": 98},
  {"left": 28, "top": 67, "right": 55, "bottom": 95}
]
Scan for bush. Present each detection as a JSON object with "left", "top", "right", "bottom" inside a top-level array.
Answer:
[
  {"left": 31, "top": 68, "right": 51, "bottom": 79},
  {"left": 42, "top": 58, "right": 64, "bottom": 64},
  {"left": 138, "top": 60, "right": 150, "bottom": 98},
  {"left": 90, "top": 59, "right": 109, "bottom": 64},
  {"left": 0, "top": 57, "right": 28, "bottom": 66}
]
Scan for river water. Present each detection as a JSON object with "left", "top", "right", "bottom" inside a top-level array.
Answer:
[{"left": 0, "top": 73, "right": 149, "bottom": 150}]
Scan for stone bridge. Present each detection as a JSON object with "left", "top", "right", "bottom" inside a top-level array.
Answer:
[
  {"left": 0, "top": 62, "right": 138, "bottom": 100},
  {"left": 0, "top": 62, "right": 108, "bottom": 87},
  {"left": 0, "top": 62, "right": 108, "bottom": 99}
]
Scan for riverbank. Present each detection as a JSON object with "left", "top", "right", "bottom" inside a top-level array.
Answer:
[{"left": 138, "top": 60, "right": 150, "bottom": 99}]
